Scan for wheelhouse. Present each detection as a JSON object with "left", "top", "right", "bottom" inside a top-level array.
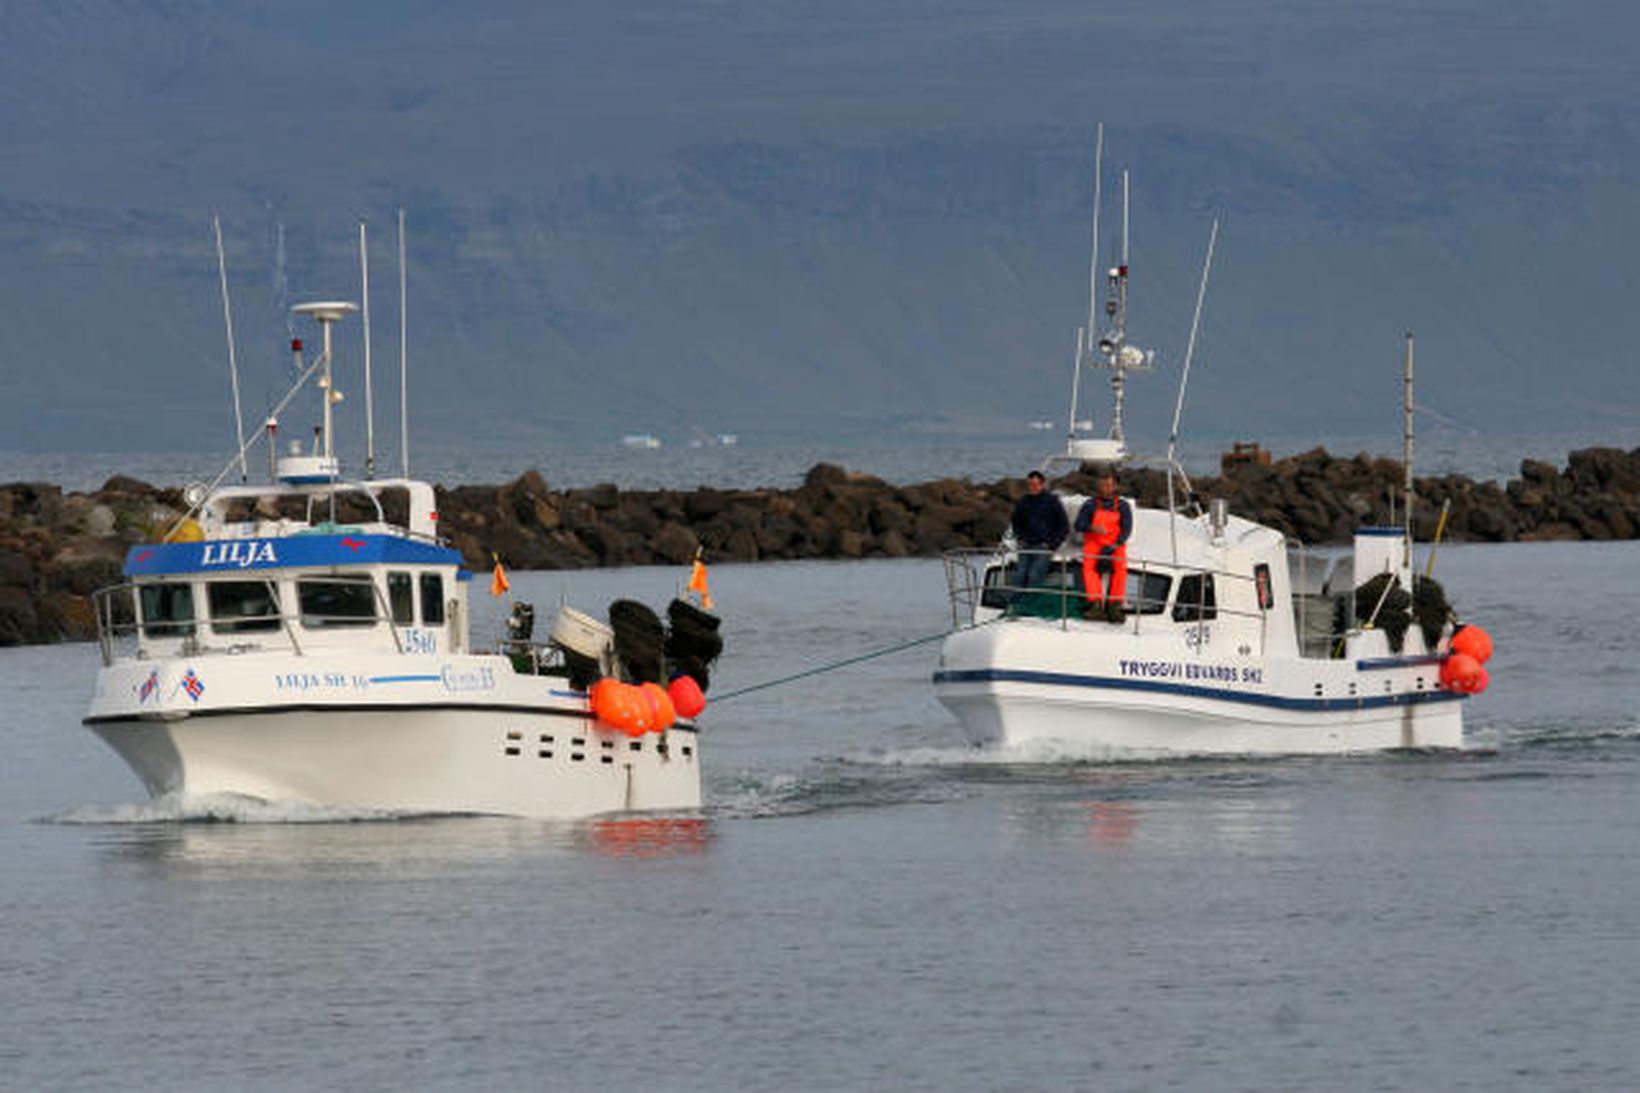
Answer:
[{"left": 91, "top": 477, "right": 471, "bottom": 665}]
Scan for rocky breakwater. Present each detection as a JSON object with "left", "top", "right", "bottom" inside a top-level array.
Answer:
[{"left": 3, "top": 446, "right": 1638, "bottom": 646}]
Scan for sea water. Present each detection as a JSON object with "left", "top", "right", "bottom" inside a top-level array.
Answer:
[
  {"left": 3, "top": 424, "right": 1632, "bottom": 494},
  {"left": 3, "top": 542, "right": 1639, "bottom": 1090}
]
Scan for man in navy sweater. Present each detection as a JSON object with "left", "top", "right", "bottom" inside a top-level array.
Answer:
[{"left": 1010, "top": 470, "right": 1069, "bottom": 598}]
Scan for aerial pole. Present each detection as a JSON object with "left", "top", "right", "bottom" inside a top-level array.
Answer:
[
  {"left": 398, "top": 207, "right": 410, "bottom": 478},
  {"left": 1165, "top": 217, "right": 1220, "bottom": 564},
  {"left": 1085, "top": 123, "right": 1104, "bottom": 355},
  {"left": 359, "top": 221, "right": 376, "bottom": 480},
  {"left": 1109, "top": 169, "right": 1132, "bottom": 445},
  {"left": 212, "top": 214, "right": 248, "bottom": 483},
  {"left": 1067, "top": 327, "right": 1086, "bottom": 442},
  {"left": 1403, "top": 331, "right": 1415, "bottom": 588}
]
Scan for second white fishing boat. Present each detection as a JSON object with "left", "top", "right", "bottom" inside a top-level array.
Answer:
[{"left": 934, "top": 134, "right": 1492, "bottom": 756}]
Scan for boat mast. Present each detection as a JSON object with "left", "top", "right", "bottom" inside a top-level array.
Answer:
[
  {"left": 1403, "top": 331, "right": 1415, "bottom": 589},
  {"left": 212, "top": 214, "right": 248, "bottom": 484},
  {"left": 292, "top": 302, "right": 359, "bottom": 474},
  {"left": 398, "top": 207, "right": 410, "bottom": 478},
  {"left": 1109, "top": 170, "right": 1131, "bottom": 446},
  {"left": 1084, "top": 126, "right": 1104, "bottom": 361},
  {"left": 1069, "top": 125, "right": 1104, "bottom": 455},
  {"left": 1165, "top": 217, "right": 1220, "bottom": 564},
  {"left": 360, "top": 221, "right": 376, "bottom": 480},
  {"left": 1067, "top": 326, "right": 1086, "bottom": 439}
]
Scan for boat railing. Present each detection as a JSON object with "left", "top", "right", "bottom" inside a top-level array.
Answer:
[
  {"left": 91, "top": 581, "right": 418, "bottom": 667},
  {"left": 941, "top": 547, "right": 1272, "bottom": 653}
]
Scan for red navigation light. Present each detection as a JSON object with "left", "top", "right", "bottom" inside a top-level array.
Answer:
[{"left": 291, "top": 338, "right": 303, "bottom": 352}]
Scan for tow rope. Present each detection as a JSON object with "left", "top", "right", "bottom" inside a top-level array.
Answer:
[{"left": 711, "top": 619, "right": 1000, "bottom": 703}]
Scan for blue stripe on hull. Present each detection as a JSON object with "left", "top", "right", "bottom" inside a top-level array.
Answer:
[{"left": 932, "top": 668, "right": 1465, "bottom": 713}]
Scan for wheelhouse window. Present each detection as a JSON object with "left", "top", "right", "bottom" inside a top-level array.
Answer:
[
  {"left": 1254, "top": 563, "right": 1274, "bottom": 611},
  {"left": 980, "top": 563, "right": 1018, "bottom": 609},
  {"left": 1173, "top": 573, "right": 1218, "bottom": 622},
  {"left": 387, "top": 571, "right": 414, "bottom": 624},
  {"left": 1126, "top": 572, "right": 1171, "bottom": 616},
  {"left": 139, "top": 582, "right": 195, "bottom": 638},
  {"left": 420, "top": 573, "right": 445, "bottom": 625},
  {"left": 208, "top": 580, "right": 282, "bottom": 633},
  {"left": 299, "top": 575, "right": 378, "bottom": 628}
]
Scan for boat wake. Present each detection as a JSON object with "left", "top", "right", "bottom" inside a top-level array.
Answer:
[
  {"left": 1485, "top": 717, "right": 1640, "bottom": 753},
  {"left": 707, "top": 765, "right": 959, "bottom": 819},
  {"left": 46, "top": 792, "right": 450, "bottom": 826},
  {"left": 859, "top": 739, "right": 1183, "bottom": 767}
]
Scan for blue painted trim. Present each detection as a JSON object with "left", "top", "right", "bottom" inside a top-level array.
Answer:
[
  {"left": 1354, "top": 526, "right": 1405, "bottom": 537},
  {"left": 366, "top": 674, "right": 442, "bottom": 684},
  {"left": 1355, "top": 654, "right": 1444, "bottom": 671},
  {"left": 931, "top": 667, "right": 1465, "bottom": 712},
  {"left": 125, "top": 533, "right": 461, "bottom": 577}
]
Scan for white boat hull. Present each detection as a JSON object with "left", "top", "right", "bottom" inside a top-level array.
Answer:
[
  {"left": 934, "top": 621, "right": 1464, "bottom": 757},
  {"left": 85, "top": 655, "right": 701, "bottom": 818}
]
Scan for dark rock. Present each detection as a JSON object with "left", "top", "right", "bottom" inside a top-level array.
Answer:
[{"left": 651, "top": 522, "right": 699, "bottom": 565}]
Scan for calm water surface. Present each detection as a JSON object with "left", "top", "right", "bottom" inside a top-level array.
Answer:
[{"left": 3, "top": 543, "right": 1639, "bottom": 1090}]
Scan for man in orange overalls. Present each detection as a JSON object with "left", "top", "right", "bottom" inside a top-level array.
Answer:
[{"left": 1074, "top": 469, "right": 1132, "bottom": 622}]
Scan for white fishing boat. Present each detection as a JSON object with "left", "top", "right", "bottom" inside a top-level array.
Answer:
[
  {"left": 84, "top": 293, "right": 718, "bottom": 818},
  {"left": 933, "top": 132, "right": 1491, "bottom": 756}
]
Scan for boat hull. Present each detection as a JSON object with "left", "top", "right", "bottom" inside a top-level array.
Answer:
[
  {"left": 84, "top": 655, "right": 701, "bottom": 818},
  {"left": 934, "top": 622, "right": 1464, "bottom": 757}
]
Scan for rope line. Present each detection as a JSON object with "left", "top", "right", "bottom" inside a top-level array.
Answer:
[{"left": 712, "top": 626, "right": 976, "bottom": 703}]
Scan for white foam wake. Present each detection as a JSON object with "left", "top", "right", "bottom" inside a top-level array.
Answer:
[{"left": 49, "top": 792, "right": 429, "bottom": 825}]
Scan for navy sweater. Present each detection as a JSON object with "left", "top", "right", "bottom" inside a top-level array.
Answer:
[{"left": 1011, "top": 492, "right": 1070, "bottom": 549}]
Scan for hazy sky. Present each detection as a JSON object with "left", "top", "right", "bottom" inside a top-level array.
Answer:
[{"left": 3, "top": 1, "right": 1636, "bottom": 453}]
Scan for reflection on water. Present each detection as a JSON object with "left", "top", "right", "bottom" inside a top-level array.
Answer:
[
  {"left": 1082, "top": 800, "right": 1138, "bottom": 845},
  {"left": 585, "top": 817, "right": 714, "bottom": 858},
  {"left": 69, "top": 812, "right": 717, "bottom": 873}
]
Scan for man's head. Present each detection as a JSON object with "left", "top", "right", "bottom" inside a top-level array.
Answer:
[
  {"left": 1026, "top": 470, "right": 1046, "bottom": 494},
  {"left": 1096, "top": 469, "right": 1117, "bottom": 499}
]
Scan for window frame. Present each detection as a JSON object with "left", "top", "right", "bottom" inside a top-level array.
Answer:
[
  {"left": 419, "top": 572, "right": 446, "bottom": 625},
  {"left": 207, "top": 579, "right": 284, "bottom": 634},
  {"left": 297, "top": 574, "right": 380, "bottom": 629},
  {"left": 139, "top": 581, "right": 196, "bottom": 639}
]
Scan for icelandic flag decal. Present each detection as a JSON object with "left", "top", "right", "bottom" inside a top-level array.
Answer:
[
  {"left": 180, "top": 668, "right": 205, "bottom": 702},
  {"left": 138, "top": 669, "right": 159, "bottom": 703}
]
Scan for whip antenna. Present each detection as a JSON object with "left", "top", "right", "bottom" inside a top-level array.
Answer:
[
  {"left": 212, "top": 214, "right": 248, "bottom": 483},
  {"left": 398, "top": 207, "right": 409, "bottom": 478},
  {"left": 359, "top": 221, "right": 376, "bottom": 479}
]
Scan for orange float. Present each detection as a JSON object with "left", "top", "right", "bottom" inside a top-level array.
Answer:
[
  {"left": 640, "top": 682, "right": 677, "bottom": 732},
  {"left": 1450, "top": 624, "right": 1493, "bottom": 665},
  {"left": 667, "top": 674, "right": 707, "bottom": 719},
  {"left": 590, "top": 678, "right": 652, "bottom": 735},
  {"left": 1440, "top": 653, "right": 1483, "bottom": 694}
]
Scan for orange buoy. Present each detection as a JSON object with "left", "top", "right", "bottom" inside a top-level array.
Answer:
[
  {"left": 1471, "top": 666, "right": 1491, "bottom": 695},
  {"left": 640, "top": 681, "right": 677, "bottom": 732},
  {"left": 1441, "top": 653, "right": 1483, "bottom": 693},
  {"left": 591, "top": 678, "right": 650, "bottom": 735},
  {"left": 589, "top": 678, "right": 619, "bottom": 721},
  {"left": 1450, "top": 624, "right": 1493, "bottom": 665},
  {"left": 667, "top": 674, "right": 707, "bottom": 719},
  {"left": 617, "top": 682, "right": 651, "bottom": 736}
]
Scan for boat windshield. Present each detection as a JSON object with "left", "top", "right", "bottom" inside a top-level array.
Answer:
[
  {"left": 981, "top": 562, "right": 1171, "bottom": 616},
  {"left": 208, "top": 580, "right": 282, "bottom": 633},
  {"left": 298, "top": 576, "right": 378, "bottom": 628},
  {"left": 139, "top": 582, "right": 195, "bottom": 639}
]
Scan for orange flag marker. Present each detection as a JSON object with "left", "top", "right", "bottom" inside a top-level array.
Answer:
[{"left": 687, "top": 556, "right": 714, "bottom": 610}]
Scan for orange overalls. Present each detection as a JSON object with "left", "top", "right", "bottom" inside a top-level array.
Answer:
[{"left": 1080, "top": 496, "right": 1129, "bottom": 606}]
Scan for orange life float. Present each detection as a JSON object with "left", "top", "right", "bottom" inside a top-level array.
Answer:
[{"left": 1450, "top": 624, "right": 1493, "bottom": 665}]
